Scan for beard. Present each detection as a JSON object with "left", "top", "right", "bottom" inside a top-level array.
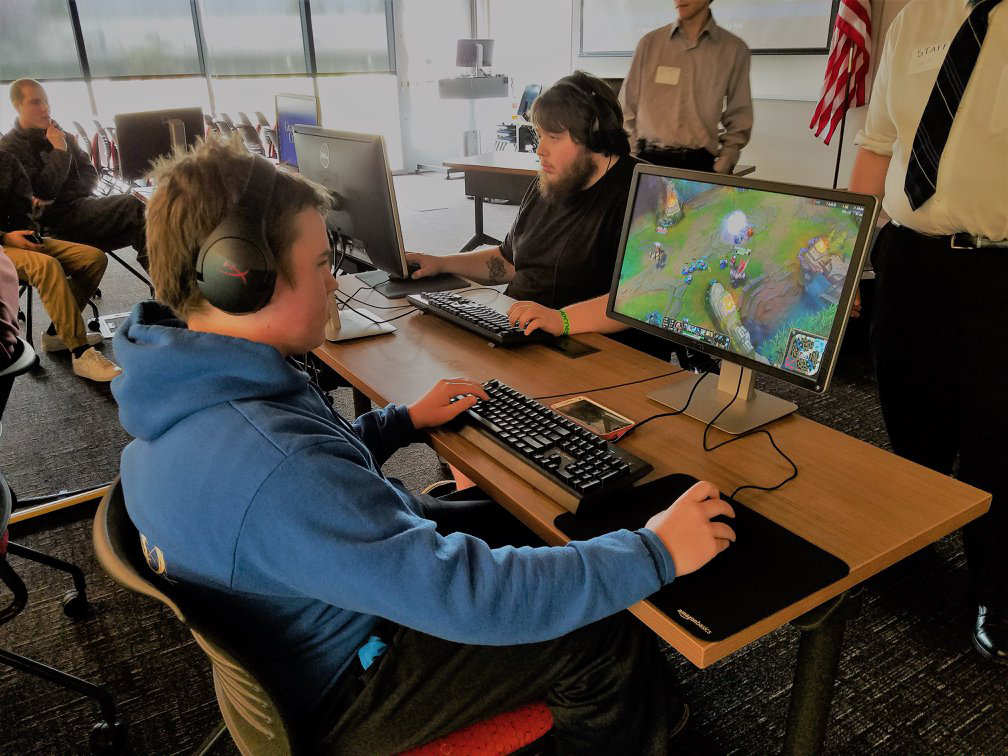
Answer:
[{"left": 538, "top": 148, "right": 596, "bottom": 204}]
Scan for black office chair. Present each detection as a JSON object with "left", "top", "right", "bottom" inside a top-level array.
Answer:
[
  {"left": 0, "top": 339, "right": 125, "bottom": 755},
  {"left": 255, "top": 112, "right": 279, "bottom": 159},
  {"left": 204, "top": 113, "right": 220, "bottom": 136},
  {"left": 16, "top": 281, "right": 101, "bottom": 348},
  {"left": 235, "top": 122, "right": 266, "bottom": 156}
]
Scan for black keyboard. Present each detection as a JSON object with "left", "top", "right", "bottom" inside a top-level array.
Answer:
[
  {"left": 457, "top": 380, "right": 653, "bottom": 513},
  {"left": 407, "top": 292, "right": 555, "bottom": 346}
]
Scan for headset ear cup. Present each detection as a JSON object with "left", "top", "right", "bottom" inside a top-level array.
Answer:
[{"left": 196, "top": 234, "right": 277, "bottom": 314}]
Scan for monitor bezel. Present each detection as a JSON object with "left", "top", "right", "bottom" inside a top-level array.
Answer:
[
  {"left": 291, "top": 124, "right": 409, "bottom": 281},
  {"left": 605, "top": 164, "right": 879, "bottom": 394},
  {"left": 275, "top": 93, "right": 320, "bottom": 168}
]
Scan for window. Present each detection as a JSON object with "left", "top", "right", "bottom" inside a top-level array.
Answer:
[
  {"left": 312, "top": 0, "right": 394, "bottom": 74},
  {"left": 76, "top": 0, "right": 202, "bottom": 78},
  {"left": 201, "top": 0, "right": 307, "bottom": 76},
  {"left": 0, "top": 0, "right": 82, "bottom": 81}
]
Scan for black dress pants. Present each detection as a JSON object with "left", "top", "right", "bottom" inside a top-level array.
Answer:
[
  {"left": 870, "top": 222, "right": 1008, "bottom": 611},
  {"left": 313, "top": 493, "right": 674, "bottom": 755},
  {"left": 43, "top": 193, "right": 148, "bottom": 270}
]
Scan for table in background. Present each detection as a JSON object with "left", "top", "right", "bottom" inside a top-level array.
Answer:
[
  {"left": 313, "top": 276, "right": 989, "bottom": 754},
  {"left": 442, "top": 153, "right": 755, "bottom": 253}
]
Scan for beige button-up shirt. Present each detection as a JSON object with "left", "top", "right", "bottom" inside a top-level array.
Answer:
[
  {"left": 619, "top": 15, "right": 753, "bottom": 172},
  {"left": 855, "top": 0, "right": 1007, "bottom": 240}
]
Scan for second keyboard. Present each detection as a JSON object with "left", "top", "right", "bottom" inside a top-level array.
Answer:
[{"left": 408, "top": 292, "right": 555, "bottom": 346}]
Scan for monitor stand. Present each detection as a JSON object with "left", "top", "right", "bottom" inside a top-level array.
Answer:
[
  {"left": 647, "top": 361, "right": 797, "bottom": 435},
  {"left": 356, "top": 270, "right": 470, "bottom": 300}
]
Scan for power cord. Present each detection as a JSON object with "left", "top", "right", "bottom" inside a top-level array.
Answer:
[
  {"left": 533, "top": 368, "right": 685, "bottom": 401},
  {"left": 615, "top": 364, "right": 799, "bottom": 501},
  {"left": 700, "top": 369, "right": 798, "bottom": 501}
]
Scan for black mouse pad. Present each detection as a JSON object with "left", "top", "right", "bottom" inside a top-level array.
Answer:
[{"left": 554, "top": 473, "right": 850, "bottom": 641}]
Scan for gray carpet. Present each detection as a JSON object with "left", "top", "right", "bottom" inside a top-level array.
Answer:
[{"left": 1, "top": 174, "right": 1005, "bottom": 754}]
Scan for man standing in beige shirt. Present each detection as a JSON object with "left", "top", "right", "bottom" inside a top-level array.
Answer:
[{"left": 620, "top": 0, "right": 752, "bottom": 174}]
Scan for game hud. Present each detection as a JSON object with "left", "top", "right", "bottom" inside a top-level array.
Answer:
[{"left": 613, "top": 174, "right": 865, "bottom": 378}]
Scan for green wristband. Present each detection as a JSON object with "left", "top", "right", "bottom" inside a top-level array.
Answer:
[{"left": 558, "top": 308, "right": 570, "bottom": 336}]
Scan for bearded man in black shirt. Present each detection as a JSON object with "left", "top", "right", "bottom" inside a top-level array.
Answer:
[{"left": 407, "top": 71, "right": 637, "bottom": 311}]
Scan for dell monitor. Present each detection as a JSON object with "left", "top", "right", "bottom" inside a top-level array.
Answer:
[
  {"left": 292, "top": 125, "right": 468, "bottom": 299},
  {"left": 114, "top": 107, "right": 204, "bottom": 182},
  {"left": 607, "top": 164, "right": 879, "bottom": 434},
  {"left": 275, "top": 93, "right": 319, "bottom": 168},
  {"left": 456, "top": 38, "right": 494, "bottom": 70}
]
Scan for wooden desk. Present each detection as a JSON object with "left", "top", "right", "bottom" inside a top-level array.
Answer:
[
  {"left": 442, "top": 153, "right": 755, "bottom": 253},
  {"left": 313, "top": 278, "right": 989, "bottom": 753}
]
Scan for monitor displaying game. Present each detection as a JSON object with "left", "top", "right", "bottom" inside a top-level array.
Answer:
[{"left": 607, "top": 165, "right": 878, "bottom": 433}]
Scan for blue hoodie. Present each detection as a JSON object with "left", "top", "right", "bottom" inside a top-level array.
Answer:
[{"left": 112, "top": 301, "right": 676, "bottom": 724}]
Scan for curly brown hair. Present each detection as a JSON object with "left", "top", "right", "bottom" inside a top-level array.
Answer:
[{"left": 145, "top": 136, "right": 331, "bottom": 319}]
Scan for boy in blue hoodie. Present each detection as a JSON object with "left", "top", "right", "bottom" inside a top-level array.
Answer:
[{"left": 112, "top": 138, "right": 735, "bottom": 754}]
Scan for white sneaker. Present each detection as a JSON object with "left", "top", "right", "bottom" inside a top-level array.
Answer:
[
  {"left": 71, "top": 347, "right": 121, "bottom": 382},
  {"left": 39, "top": 330, "right": 103, "bottom": 353}
]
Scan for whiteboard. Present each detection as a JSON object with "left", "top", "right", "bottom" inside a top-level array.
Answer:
[{"left": 580, "top": 0, "right": 838, "bottom": 55}]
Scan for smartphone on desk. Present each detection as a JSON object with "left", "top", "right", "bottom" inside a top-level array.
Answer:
[{"left": 550, "top": 396, "right": 635, "bottom": 441}]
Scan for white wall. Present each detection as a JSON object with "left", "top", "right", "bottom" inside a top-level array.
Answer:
[{"left": 474, "top": 0, "right": 885, "bottom": 188}]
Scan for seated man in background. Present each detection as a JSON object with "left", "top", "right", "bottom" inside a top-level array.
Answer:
[
  {"left": 113, "top": 138, "right": 735, "bottom": 753},
  {"left": 0, "top": 150, "right": 119, "bottom": 382},
  {"left": 0, "top": 250, "right": 18, "bottom": 369},
  {"left": 407, "top": 71, "right": 638, "bottom": 312},
  {"left": 620, "top": 0, "right": 752, "bottom": 174},
  {"left": 0, "top": 79, "right": 148, "bottom": 269}
]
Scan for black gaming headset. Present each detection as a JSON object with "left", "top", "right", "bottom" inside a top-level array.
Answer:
[
  {"left": 550, "top": 76, "right": 621, "bottom": 154},
  {"left": 195, "top": 155, "right": 278, "bottom": 314}
]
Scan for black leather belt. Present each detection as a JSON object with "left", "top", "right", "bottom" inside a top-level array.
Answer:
[{"left": 950, "top": 232, "right": 1008, "bottom": 249}]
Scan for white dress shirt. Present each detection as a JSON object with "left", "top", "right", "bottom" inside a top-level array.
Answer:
[{"left": 854, "top": 0, "right": 1007, "bottom": 241}]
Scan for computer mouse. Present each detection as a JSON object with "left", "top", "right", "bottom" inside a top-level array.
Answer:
[{"left": 406, "top": 261, "right": 421, "bottom": 276}]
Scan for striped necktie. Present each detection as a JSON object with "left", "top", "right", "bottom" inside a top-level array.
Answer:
[{"left": 904, "top": 0, "right": 1003, "bottom": 210}]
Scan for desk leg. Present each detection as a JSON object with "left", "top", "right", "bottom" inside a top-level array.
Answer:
[
  {"left": 782, "top": 588, "right": 864, "bottom": 756},
  {"left": 352, "top": 387, "right": 371, "bottom": 418},
  {"left": 458, "top": 196, "right": 502, "bottom": 253}
]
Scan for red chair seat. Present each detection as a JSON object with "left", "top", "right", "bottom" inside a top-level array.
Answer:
[{"left": 401, "top": 700, "right": 553, "bottom": 755}]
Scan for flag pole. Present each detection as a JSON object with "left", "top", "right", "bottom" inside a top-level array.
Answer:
[{"left": 832, "top": 47, "right": 855, "bottom": 189}]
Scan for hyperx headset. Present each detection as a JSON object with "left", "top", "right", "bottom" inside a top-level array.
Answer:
[{"left": 195, "top": 155, "right": 278, "bottom": 314}]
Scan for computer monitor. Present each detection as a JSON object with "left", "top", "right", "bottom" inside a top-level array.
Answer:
[
  {"left": 517, "top": 84, "right": 541, "bottom": 121},
  {"left": 275, "top": 93, "right": 319, "bottom": 168},
  {"left": 292, "top": 125, "right": 468, "bottom": 299},
  {"left": 607, "top": 164, "right": 879, "bottom": 434},
  {"left": 456, "top": 39, "right": 494, "bottom": 69},
  {"left": 114, "top": 107, "right": 204, "bottom": 182}
]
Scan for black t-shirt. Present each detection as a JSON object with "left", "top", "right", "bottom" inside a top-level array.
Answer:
[{"left": 501, "top": 155, "right": 639, "bottom": 309}]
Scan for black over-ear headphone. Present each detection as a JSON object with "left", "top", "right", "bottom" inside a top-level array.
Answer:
[
  {"left": 196, "top": 156, "right": 278, "bottom": 314},
  {"left": 551, "top": 77, "right": 619, "bottom": 154}
]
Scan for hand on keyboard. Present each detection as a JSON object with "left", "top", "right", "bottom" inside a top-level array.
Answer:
[
  {"left": 644, "top": 480, "right": 735, "bottom": 576},
  {"left": 507, "top": 300, "right": 565, "bottom": 337},
  {"left": 408, "top": 377, "right": 489, "bottom": 429}
]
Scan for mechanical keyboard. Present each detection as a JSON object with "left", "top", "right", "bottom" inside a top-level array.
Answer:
[
  {"left": 407, "top": 292, "right": 555, "bottom": 346},
  {"left": 456, "top": 379, "right": 653, "bottom": 513}
]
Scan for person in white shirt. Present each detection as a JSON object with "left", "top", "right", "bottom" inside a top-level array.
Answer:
[{"left": 849, "top": 0, "right": 1007, "bottom": 663}]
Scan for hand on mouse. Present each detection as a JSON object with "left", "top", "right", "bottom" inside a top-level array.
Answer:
[
  {"left": 645, "top": 481, "right": 735, "bottom": 577},
  {"left": 404, "top": 252, "right": 443, "bottom": 279}
]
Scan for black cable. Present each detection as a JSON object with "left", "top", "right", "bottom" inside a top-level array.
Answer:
[
  {"left": 699, "top": 369, "right": 799, "bottom": 500},
  {"left": 343, "top": 290, "right": 414, "bottom": 310},
  {"left": 533, "top": 368, "right": 685, "bottom": 401},
  {"left": 615, "top": 367, "right": 712, "bottom": 440}
]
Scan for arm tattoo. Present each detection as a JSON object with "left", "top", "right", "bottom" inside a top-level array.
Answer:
[{"left": 486, "top": 256, "right": 507, "bottom": 284}]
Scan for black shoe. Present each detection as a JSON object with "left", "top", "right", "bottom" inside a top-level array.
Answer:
[{"left": 972, "top": 604, "right": 1008, "bottom": 664}]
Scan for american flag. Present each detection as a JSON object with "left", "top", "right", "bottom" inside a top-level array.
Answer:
[{"left": 810, "top": 0, "right": 872, "bottom": 145}]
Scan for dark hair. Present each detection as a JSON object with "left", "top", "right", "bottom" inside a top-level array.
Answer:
[
  {"left": 531, "top": 71, "right": 630, "bottom": 156},
  {"left": 145, "top": 136, "right": 332, "bottom": 318}
]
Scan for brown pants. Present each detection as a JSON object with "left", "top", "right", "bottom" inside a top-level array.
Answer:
[{"left": 2, "top": 238, "right": 106, "bottom": 350}]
